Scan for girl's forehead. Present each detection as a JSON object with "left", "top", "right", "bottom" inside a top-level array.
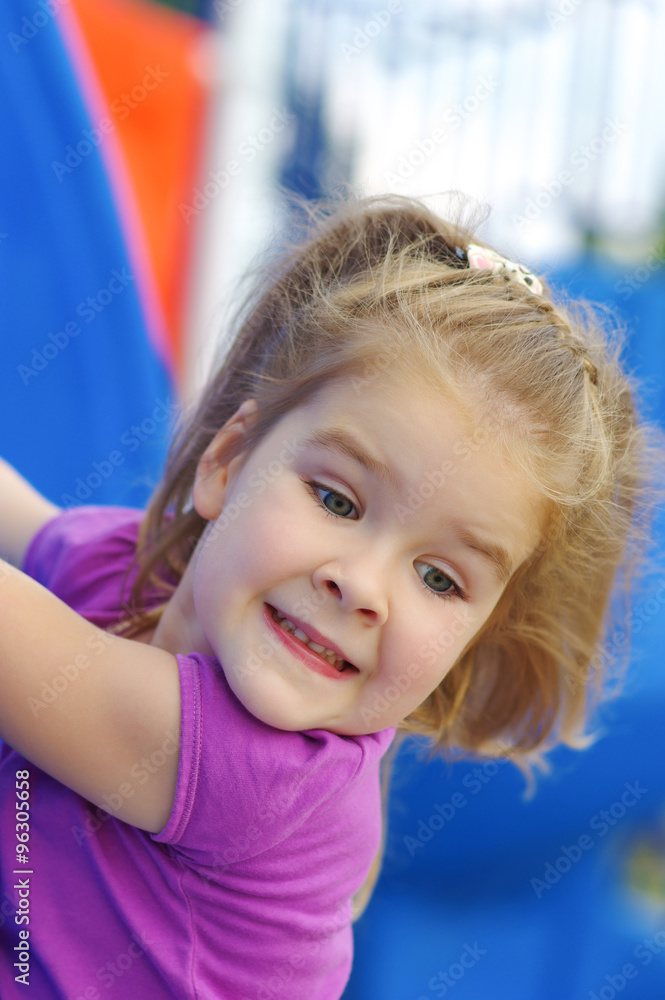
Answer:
[
  {"left": 299, "top": 373, "right": 486, "bottom": 449},
  {"left": 284, "top": 376, "right": 544, "bottom": 551}
]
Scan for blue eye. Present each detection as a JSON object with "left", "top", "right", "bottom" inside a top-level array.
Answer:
[
  {"left": 304, "top": 480, "right": 466, "bottom": 601},
  {"left": 416, "top": 562, "right": 464, "bottom": 600},
  {"left": 305, "top": 481, "right": 358, "bottom": 519}
]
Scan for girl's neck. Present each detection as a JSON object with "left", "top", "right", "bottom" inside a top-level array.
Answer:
[{"left": 132, "top": 550, "right": 216, "bottom": 657}]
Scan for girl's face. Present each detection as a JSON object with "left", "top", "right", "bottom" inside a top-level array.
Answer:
[{"left": 182, "top": 374, "right": 542, "bottom": 735}]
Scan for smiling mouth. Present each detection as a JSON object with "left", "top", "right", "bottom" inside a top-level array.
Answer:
[{"left": 267, "top": 605, "right": 357, "bottom": 674}]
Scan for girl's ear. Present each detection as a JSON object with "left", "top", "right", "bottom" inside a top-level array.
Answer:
[{"left": 192, "top": 400, "right": 258, "bottom": 521}]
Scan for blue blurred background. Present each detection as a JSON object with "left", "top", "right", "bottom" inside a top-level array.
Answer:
[{"left": 1, "top": 1, "right": 664, "bottom": 997}]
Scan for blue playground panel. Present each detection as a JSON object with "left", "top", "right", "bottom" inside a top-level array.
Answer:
[{"left": 0, "top": 0, "right": 173, "bottom": 511}]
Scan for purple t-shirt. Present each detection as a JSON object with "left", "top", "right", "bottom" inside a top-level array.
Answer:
[{"left": 0, "top": 506, "right": 395, "bottom": 999}]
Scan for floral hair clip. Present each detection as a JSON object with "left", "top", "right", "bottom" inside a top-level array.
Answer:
[
  {"left": 466, "top": 244, "right": 543, "bottom": 296},
  {"left": 461, "top": 243, "right": 598, "bottom": 383}
]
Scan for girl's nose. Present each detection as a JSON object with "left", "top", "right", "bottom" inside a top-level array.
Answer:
[{"left": 312, "top": 560, "right": 389, "bottom": 626}]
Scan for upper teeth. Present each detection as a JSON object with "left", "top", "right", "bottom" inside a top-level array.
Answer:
[{"left": 272, "top": 609, "right": 346, "bottom": 670}]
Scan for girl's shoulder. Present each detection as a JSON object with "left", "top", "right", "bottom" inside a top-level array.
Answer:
[
  {"left": 178, "top": 649, "right": 396, "bottom": 780},
  {"left": 155, "top": 649, "right": 396, "bottom": 866}
]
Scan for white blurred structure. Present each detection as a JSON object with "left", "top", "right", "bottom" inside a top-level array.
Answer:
[{"left": 184, "top": 0, "right": 665, "bottom": 397}]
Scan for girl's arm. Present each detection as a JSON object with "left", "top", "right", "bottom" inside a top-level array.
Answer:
[
  {"left": 0, "top": 559, "right": 181, "bottom": 834},
  {"left": 0, "top": 458, "right": 61, "bottom": 566}
]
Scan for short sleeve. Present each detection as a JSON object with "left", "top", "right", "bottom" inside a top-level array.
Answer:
[
  {"left": 152, "top": 652, "right": 395, "bottom": 868},
  {"left": 21, "top": 505, "right": 148, "bottom": 627}
]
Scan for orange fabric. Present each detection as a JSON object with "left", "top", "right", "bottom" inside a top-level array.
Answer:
[{"left": 71, "top": 0, "right": 212, "bottom": 376}]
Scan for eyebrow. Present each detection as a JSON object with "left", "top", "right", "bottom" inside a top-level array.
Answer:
[
  {"left": 454, "top": 526, "right": 514, "bottom": 587},
  {"left": 303, "top": 426, "right": 516, "bottom": 588},
  {"left": 302, "top": 427, "right": 402, "bottom": 497}
]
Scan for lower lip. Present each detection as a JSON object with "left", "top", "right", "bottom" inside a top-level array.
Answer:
[{"left": 263, "top": 604, "right": 355, "bottom": 681}]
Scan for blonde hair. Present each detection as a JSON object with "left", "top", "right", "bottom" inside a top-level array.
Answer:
[{"left": 115, "top": 194, "right": 658, "bottom": 769}]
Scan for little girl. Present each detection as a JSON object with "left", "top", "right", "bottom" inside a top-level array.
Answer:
[{"left": 0, "top": 195, "right": 656, "bottom": 999}]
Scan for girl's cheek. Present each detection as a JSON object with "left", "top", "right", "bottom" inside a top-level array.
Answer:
[
  {"left": 393, "top": 637, "right": 465, "bottom": 712},
  {"left": 253, "top": 485, "right": 318, "bottom": 550}
]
